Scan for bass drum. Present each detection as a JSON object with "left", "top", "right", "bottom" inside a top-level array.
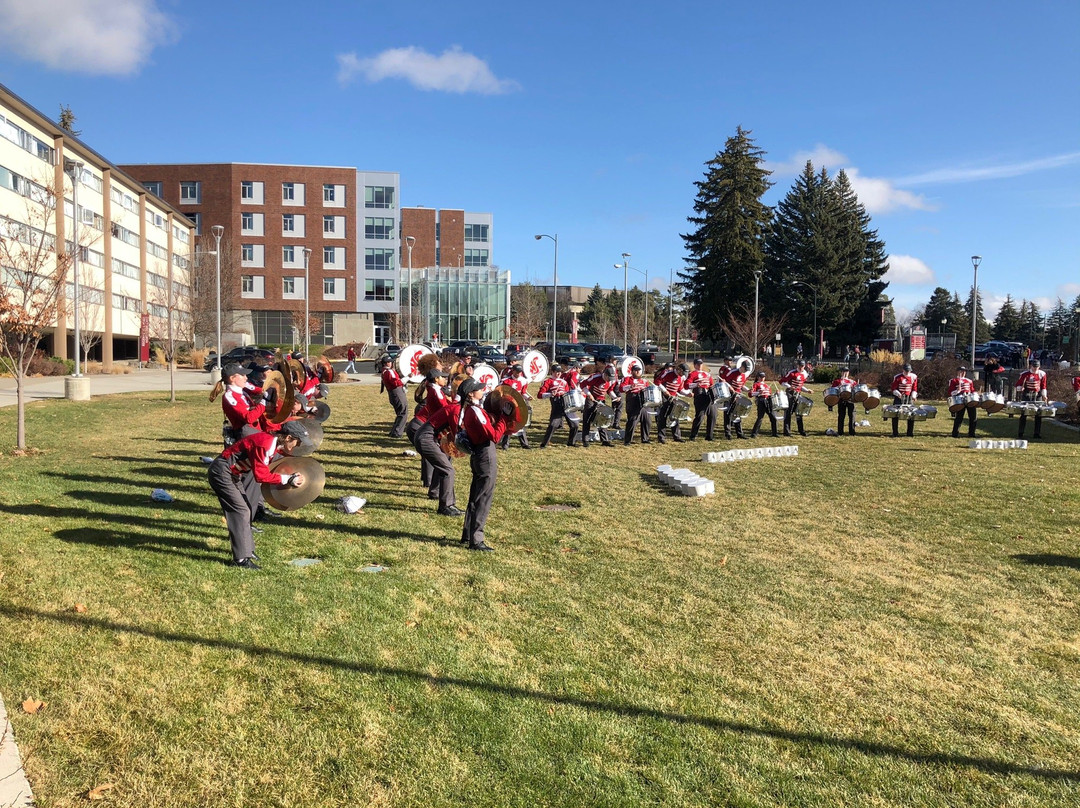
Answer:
[
  {"left": 619, "top": 355, "right": 643, "bottom": 377},
  {"left": 520, "top": 349, "right": 550, "bottom": 384},
  {"left": 472, "top": 363, "right": 500, "bottom": 393},
  {"left": 396, "top": 344, "right": 434, "bottom": 384},
  {"left": 667, "top": 398, "right": 690, "bottom": 427}
]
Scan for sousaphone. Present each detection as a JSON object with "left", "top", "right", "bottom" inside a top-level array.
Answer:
[
  {"left": 486, "top": 384, "right": 529, "bottom": 434},
  {"left": 261, "top": 456, "right": 325, "bottom": 511}
]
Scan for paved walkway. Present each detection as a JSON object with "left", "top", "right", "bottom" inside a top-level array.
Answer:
[{"left": 0, "top": 695, "right": 34, "bottom": 807}]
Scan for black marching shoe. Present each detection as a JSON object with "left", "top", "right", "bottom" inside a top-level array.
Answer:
[
  {"left": 468, "top": 542, "right": 494, "bottom": 552},
  {"left": 231, "top": 557, "right": 261, "bottom": 571},
  {"left": 250, "top": 524, "right": 264, "bottom": 533},
  {"left": 438, "top": 506, "right": 465, "bottom": 517},
  {"left": 428, "top": 491, "right": 439, "bottom": 500}
]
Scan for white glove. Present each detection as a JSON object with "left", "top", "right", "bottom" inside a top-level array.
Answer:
[
  {"left": 911, "top": 392, "right": 918, "bottom": 400},
  {"left": 502, "top": 400, "right": 515, "bottom": 415}
]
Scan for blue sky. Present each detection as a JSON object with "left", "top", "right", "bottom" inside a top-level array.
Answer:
[{"left": 2, "top": 0, "right": 1077, "bottom": 322}]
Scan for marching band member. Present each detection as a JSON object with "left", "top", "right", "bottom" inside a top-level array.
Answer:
[
  {"left": 722, "top": 357, "right": 748, "bottom": 440},
  {"left": 207, "top": 420, "right": 310, "bottom": 570},
  {"left": 406, "top": 368, "right": 449, "bottom": 494},
  {"left": 780, "top": 359, "right": 810, "bottom": 437},
  {"left": 948, "top": 366, "right": 979, "bottom": 438},
  {"left": 1072, "top": 365, "right": 1080, "bottom": 406},
  {"left": 686, "top": 358, "right": 716, "bottom": 441},
  {"left": 414, "top": 377, "right": 463, "bottom": 517},
  {"left": 983, "top": 355, "right": 1006, "bottom": 394},
  {"left": 749, "top": 371, "right": 778, "bottom": 438},
  {"left": 497, "top": 365, "right": 532, "bottom": 450},
  {"left": 538, "top": 364, "right": 574, "bottom": 448},
  {"left": 379, "top": 353, "right": 408, "bottom": 438},
  {"left": 889, "top": 363, "right": 919, "bottom": 438},
  {"left": 220, "top": 363, "right": 265, "bottom": 446},
  {"left": 620, "top": 363, "right": 652, "bottom": 444},
  {"left": 833, "top": 367, "right": 858, "bottom": 436},
  {"left": 459, "top": 378, "right": 516, "bottom": 552},
  {"left": 564, "top": 360, "right": 582, "bottom": 390},
  {"left": 1015, "top": 359, "right": 1048, "bottom": 439},
  {"left": 580, "top": 359, "right": 617, "bottom": 448},
  {"left": 654, "top": 362, "right": 690, "bottom": 444}
]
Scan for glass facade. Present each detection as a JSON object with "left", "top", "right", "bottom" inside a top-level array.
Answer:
[{"left": 403, "top": 267, "right": 510, "bottom": 343}]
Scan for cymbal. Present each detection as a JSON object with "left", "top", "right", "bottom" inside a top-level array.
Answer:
[
  {"left": 486, "top": 385, "right": 529, "bottom": 434},
  {"left": 307, "top": 400, "right": 331, "bottom": 423},
  {"left": 262, "top": 456, "right": 325, "bottom": 511},
  {"left": 289, "top": 420, "right": 323, "bottom": 456}
]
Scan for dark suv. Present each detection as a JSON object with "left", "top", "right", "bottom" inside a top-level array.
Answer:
[
  {"left": 204, "top": 346, "right": 275, "bottom": 372},
  {"left": 447, "top": 340, "right": 481, "bottom": 357}
]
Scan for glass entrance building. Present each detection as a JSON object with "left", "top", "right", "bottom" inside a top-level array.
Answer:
[{"left": 402, "top": 266, "right": 510, "bottom": 344}]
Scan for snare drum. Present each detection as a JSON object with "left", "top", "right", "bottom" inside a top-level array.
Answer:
[
  {"left": 794, "top": 394, "right": 814, "bottom": 417},
  {"left": 709, "top": 380, "right": 733, "bottom": 404},
  {"left": 948, "top": 394, "right": 969, "bottom": 413},
  {"left": 595, "top": 404, "right": 616, "bottom": 429},
  {"left": 964, "top": 392, "right": 982, "bottom": 408},
  {"left": 731, "top": 393, "right": 753, "bottom": 419},
  {"left": 981, "top": 392, "right": 1006, "bottom": 413},
  {"left": 643, "top": 384, "right": 664, "bottom": 411},
  {"left": 863, "top": 390, "right": 881, "bottom": 411},
  {"left": 563, "top": 388, "right": 586, "bottom": 413},
  {"left": 823, "top": 386, "right": 841, "bottom": 407},
  {"left": 852, "top": 384, "right": 870, "bottom": 403},
  {"left": 769, "top": 390, "right": 790, "bottom": 411},
  {"left": 667, "top": 398, "right": 690, "bottom": 426}
]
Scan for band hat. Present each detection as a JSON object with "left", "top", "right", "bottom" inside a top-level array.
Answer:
[
  {"left": 458, "top": 378, "right": 483, "bottom": 396},
  {"left": 427, "top": 368, "right": 447, "bottom": 382},
  {"left": 221, "top": 362, "right": 248, "bottom": 382},
  {"left": 958, "top": 366, "right": 968, "bottom": 372},
  {"left": 1031, "top": 359, "right": 1041, "bottom": 366},
  {"left": 279, "top": 420, "right": 310, "bottom": 441},
  {"left": 693, "top": 358, "right": 703, "bottom": 365},
  {"left": 756, "top": 370, "right": 766, "bottom": 377}
]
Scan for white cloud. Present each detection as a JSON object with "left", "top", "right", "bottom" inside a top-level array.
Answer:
[
  {"left": 766, "top": 144, "right": 850, "bottom": 177},
  {"left": 337, "top": 46, "right": 520, "bottom": 95},
  {"left": 0, "top": 0, "right": 176, "bottom": 75},
  {"left": 898, "top": 152, "right": 1080, "bottom": 186},
  {"left": 885, "top": 255, "right": 935, "bottom": 286}
]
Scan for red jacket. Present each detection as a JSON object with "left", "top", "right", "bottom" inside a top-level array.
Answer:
[
  {"left": 538, "top": 377, "right": 568, "bottom": 399},
  {"left": 948, "top": 377, "right": 975, "bottom": 395},
  {"left": 1016, "top": 369, "right": 1047, "bottom": 396},
  {"left": 619, "top": 375, "right": 649, "bottom": 394},
  {"left": 833, "top": 376, "right": 857, "bottom": 392},
  {"left": 891, "top": 372, "right": 918, "bottom": 396},
  {"left": 462, "top": 403, "right": 510, "bottom": 447},
  {"left": 750, "top": 380, "right": 771, "bottom": 398},
  {"left": 655, "top": 369, "right": 687, "bottom": 397},
  {"left": 426, "top": 401, "right": 462, "bottom": 436},
  {"left": 222, "top": 384, "right": 265, "bottom": 430},
  {"left": 725, "top": 370, "right": 748, "bottom": 393},
  {"left": 780, "top": 369, "right": 808, "bottom": 393},
  {"left": 686, "top": 370, "right": 712, "bottom": 391},
  {"left": 220, "top": 432, "right": 291, "bottom": 485},
  {"left": 580, "top": 372, "right": 614, "bottom": 401},
  {"left": 381, "top": 367, "right": 404, "bottom": 390}
]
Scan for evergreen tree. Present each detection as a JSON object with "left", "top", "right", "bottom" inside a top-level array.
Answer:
[
  {"left": 577, "top": 284, "right": 608, "bottom": 339},
  {"left": 1018, "top": 301, "right": 1042, "bottom": 346},
  {"left": 681, "top": 126, "right": 772, "bottom": 344},
  {"left": 919, "top": 287, "right": 955, "bottom": 330},
  {"left": 991, "top": 294, "right": 1021, "bottom": 340},
  {"left": 964, "top": 288, "right": 991, "bottom": 344},
  {"left": 1045, "top": 298, "right": 1070, "bottom": 351}
]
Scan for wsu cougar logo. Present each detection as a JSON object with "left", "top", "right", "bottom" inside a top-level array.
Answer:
[
  {"left": 529, "top": 357, "right": 542, "bottom": 377},
  {"left": 409, "top": 353, "right": 420, "bottom": 375}
]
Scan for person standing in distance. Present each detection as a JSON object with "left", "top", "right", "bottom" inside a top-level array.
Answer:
[
  {"left": 379, "top": 353, "right": 408, "bottom": 438},
  {"left": 459, "top": 378, "right": 516, "bottom": 551},
  {"left": 1016, "top": 359, "right": 1048, "bottom": 439},
  {"left": 780, "top": 359, "right": 810, "bottom": 437},
  {"left": 948, "top": 366, "right": 978, "bottom": 439},
  {"left": 686, "top": 358, "right": 716, "bottom": 441},
  {"left": 889, "top": 363, "right": 919, "bottom": 438}
]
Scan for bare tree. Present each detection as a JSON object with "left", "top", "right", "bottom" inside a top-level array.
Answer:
[
  {"left": 289, "top": 301, "right": 323, "bottom": 353},
  {"left": 719, "top": 302, "right": 789, "bottom": 357},
  {"left": 188, "top": 231, "right": 241, "bottom": 350},
  {"left": 510, "top": 282, "right": 547, "bottom": 342},
  {"left": 0, "top": 176, "right": 70, "bottom": 450},
  {"left": 69, "top": 254, "right": 105, "bottom": 366}
]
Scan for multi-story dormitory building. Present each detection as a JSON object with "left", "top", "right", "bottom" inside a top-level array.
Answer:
[{"left": 0, "top": 83, "right": 194, "bottom": 367}]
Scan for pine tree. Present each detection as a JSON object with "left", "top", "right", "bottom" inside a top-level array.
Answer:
[
  {"left": 991, "top": 294, "right": 1021, "bottom": 340},
  {"left": 577, "top": 284, "right": 608, "bottom": 340},
  {"left": 681, "top": 126, "right": 772, "bottom": 344},
  {"left": 964, "top": 288, "right": 991, "bottom": 344}
]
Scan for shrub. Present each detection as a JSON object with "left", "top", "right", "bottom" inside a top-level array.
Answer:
[
  {"left": 36, "top": 354, "right": 72, "bottom": 376},
  {"left": 189, "top": 349, "right": 209, "bottom": 369}
]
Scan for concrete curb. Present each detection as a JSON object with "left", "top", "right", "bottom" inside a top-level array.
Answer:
[{"left": 0, "top": 695, "right": 34, "bottom": 807}]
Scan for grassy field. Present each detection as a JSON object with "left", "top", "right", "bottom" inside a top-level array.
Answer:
[{"left": 1, "top": 385, "right": 1079, "bottom": 807}]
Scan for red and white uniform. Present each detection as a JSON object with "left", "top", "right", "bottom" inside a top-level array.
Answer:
[
  {"left": 415, "top": 382, "right": 450, "bottom": 423},
  {"left": 686, "top": 369, "right": 713, "bottom": 391},
  {"left": 655, "top": 368, "right": 688, "bottom": 398},
  {"left": 503, "top": 375, "right": 530, "bottom": 398},
  {"left": 220, "top": 432, "right": 292, "bottom": 485},
  {"left": 780, "top": 369, "right": 808, "bottom": 394},
  {"left": 948, "top": 376, "right": 976, "bottom": 396},
  {"left": 538, "top": 377, "right": 569, "bottom": 399},
  {"left": 833, "top": 375, "right": 857, "bottom": 393},
  {"left": 724, "top": 368, "right": 748, "bottom": 394},
  {"left": 891, "top": 372, "right": 918, "bottom": 397},
  {"left": 222, "top": 384, "right": 265, "bottom": 431},
  {"left": 1072, "top": 376, "right": 1080, "bottom": 396},
  {"left": 381, "top": 366, "right": 405, "bottom": 390},
  {"left": 619, "top": 375, "right": 649, "bottom": 395},
  {"left": 427, "top": 400, "right": 462, "bottom": 442},
  {"left": 462, "top": 403, "right": 510, "bottom": 448},
  {"left": 580, "top": 372, "right": 615, "bottom": 402},
  {"left": 1016, "top": 369, "right": 1047, "bottom": 398},
  {"left": 563, "top": 368, "right": 581, "bottom": 389},
  {"left": 750, "top": 380, "right": 771, "bottom": 398}
]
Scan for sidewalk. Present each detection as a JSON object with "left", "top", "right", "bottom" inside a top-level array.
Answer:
[
  {"left": 0, "top": 364, "right": 380, "bottom": 408},
  {"left": 0, "top": 695, "right": 33, "bottom": 807}
]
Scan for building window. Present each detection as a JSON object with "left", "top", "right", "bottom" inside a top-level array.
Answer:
[
  {"left": 142, "top": 181, "right": 163, "bottom": 196},
  {"left": 323, "top": 216, "right": 335, "bottom": 234},
  {"left": 283, "top": 277, "right": 296, "bottom": 295},
  {"left": 242, "top": 275, "right": 254, "bottom": 294},
  {"left": 365, "top": 248, "right": 395, "bottom": 272},
  {"left": 324, "top": 245, "right": 335, "bottom": 264},
  {"left": 185, "top": 212, "right": 201, "bottom": 235},
  {"left": 283, "top": 245, "right": 295, "bottom": 263},
  {"left": 464, "top": 248, "right": 489, "bottom": 267},
  {"left": 323, "top": 278, "right": 337, "bottom": 295},
  {"left": 365, "top": 185, "right": 394, "bottom": 209},
  {"left": 364, "top": 278, "right": 395, "bottom": 301},
  {"left": 283, "top": 214, "right": 294, "bottom": 233},
  {"left": 241, "top": 181, "right": 253, "bottom": 199},
  {"left": 282, "top": 182, "right": 294, "bottom": 201},
  {"left": 323, "top": 184, "right": 335, "bottom": 203},
  {"left": 242, "top": 244, "right": 254, "bottom": 262},
  {"left": 179, "top": 181, "right": 200, "bottom": 202},
  {"left": 241, "top": 212, "right": 254, "bottom": 231},
  {"left": 464, "top": 223, "right": 490, "bottom": 242},
  {"left": 364, "top": 217, "right": 394, "bottom": 240}
]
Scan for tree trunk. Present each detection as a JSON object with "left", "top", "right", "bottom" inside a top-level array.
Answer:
[{"left": 16, "top": 372, "right": 25, "bottom": 450}]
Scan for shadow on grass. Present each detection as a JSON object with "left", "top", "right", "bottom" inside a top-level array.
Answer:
[
  {"left": 54, "top": 526, "right": 221, "bottom": 563},
  {"left": 0, "top": 502, "right": 217, "bottom": 540},
  {"left": 1, "top": 602, "right": 1076, "bottom": 783},
  {"left": 1012, "top": 553, "right": 1080, "bottom": 570},
  {"left": 46, "top": 472, "right": 209, "bottom": 497}
]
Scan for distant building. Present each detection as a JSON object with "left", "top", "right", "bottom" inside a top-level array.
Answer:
[{"left": 0, "top": 82, "right": 195, "bottom": 367}]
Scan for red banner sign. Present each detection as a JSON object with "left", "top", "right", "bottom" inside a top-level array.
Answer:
[{"left": 139, "top": 312, "right": 150, "bottom": 362}]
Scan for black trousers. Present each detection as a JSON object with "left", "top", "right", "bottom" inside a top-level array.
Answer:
[
  {"left": 689, "top": 391, "right": 715, "bottom": 440},
  {"left": 462, "top": 442, "right": 496, "bottom": 548},
  {"left": 541, "top": 399, "right": 573, "bottom": 447},
  {"left": 891, "top": 395, "right": 914, "bottom": 437},
  {"left": 415, "top": 423, "right": 456, "bottom": 509},
  {"left": 655, "top": 398, "right": 683, "bottom": 442},
  {"left": 952, "top": 406, "right": 978, "bottom": 437},
  {"left": 387, "top": 386, "right": 408, "bottom": 437},
  {"left": 208, "top": 458, "right": 258, "bottom": 563},
  {"left": 783, "top": 396, "right": 806, "bottom": 436},
  {"left": 406, "top": 417, "right": 432, "bottom": 488},
  {"left": 581, "top": 399, "right": 610, "bottom": 446},
  {"left": 837, "top": 400, "right": 856, "bottom": 434},
  {"left": 1017, "top": 393, "right": 1044, "bottom": 437},
  {"left": 751, "top": 399, "right": 778, "bottom": 437},
  {"left": 723, "top": 399, "right": 745, "bottom": 438},
  {"left": 611, "top": 397, "right": 623, "bottom": 430},
  {"left": 623, "top": 392, "right": 651, "bottom": 444}
]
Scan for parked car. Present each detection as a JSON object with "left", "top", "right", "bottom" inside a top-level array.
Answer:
[
  {"left": 583, "top": 343, "right": 625, "bottom": 362},
  {"left": 447, "top": 340, "right": 481, "bottom": 357},
  {"left": 475, "top": 345, "right": 507, "bottom": 364},
  {"left": 503, "top": 343, "right": 528, "bottom": 363},
  {"left": 637, "top": 342, "right": 660, "bottom": 365},
  {"left": 203, "top": 346, "right": 275, "bottom": 372},
  {"left": 555, "top": 342, "right": 595, "bottom": 365},
  {"left": 383, "top": 343, "right": 402, "bottom": 360}
]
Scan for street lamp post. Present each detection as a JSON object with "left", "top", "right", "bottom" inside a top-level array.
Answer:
[
  {"left": 405, "top": 236, "right": 415, "bottom": 343},
  {"left": 210, "top": 225, "right": 224, "bottom": 376},
  {"left": 620, "top": 253, "right": 630, "bottom": 352},
  {"left": 302, "top": 247, "right": 312, "bottom": 357},
  {"left": 64, "top": 160, "right": 84, "bottom": 376},
  {"left": 534, "top": 234, "right": 558, "bottom": 357},
  {"left": 669, "top": 266, "right": 704, "bottom": 355},
  {"left": 792, "top": 280, "right": 818, "bottom": 360},
  {"left": 627, "top": 265, "right": 649, "bottom": 346},
  {"left": 753, "top": 270, "right": 763, "bottom": 361},
  {"left": 970, "top": 255, "right": 982, "bottom": 369}
]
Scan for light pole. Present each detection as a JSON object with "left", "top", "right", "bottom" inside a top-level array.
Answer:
[
  {"left": 619, "top": 253, "right": 630, "bottom": 352},
  {"left": 626, "top": 264, "right": 649, "bottom": 346},
  {"left": 753, "top": 270, "right": 763, "bottom": 361},
  {"left": 534, "top": 234, "right": 558, "bottom": 355},
  {"left": 64, "top": 160, "right": 84, "bottom": 376},
  {"left": 792, "top": 280, "right": 818, "bottom": 360},
  {"left": 405, "top": 235, "right": 415, "bottom": 342},
  {"left": 940, "top": 318, "right": 947, "bottom": 353},
  {"left": 669, "top": 266, "right": 704, "bottom": 355},
  {"left": 970, "top": 255, "right": 982, "bottom": 369},
  {"left": 210, "top": 224, "right": 224, "bottom": 376},
  {"left": 302, "top": 247, "right": 312, "bottom": 357}
]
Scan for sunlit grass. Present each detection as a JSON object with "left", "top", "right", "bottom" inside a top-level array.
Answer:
[{"left": 0, "top": 387, "right": 1078, "bottom": 807}]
